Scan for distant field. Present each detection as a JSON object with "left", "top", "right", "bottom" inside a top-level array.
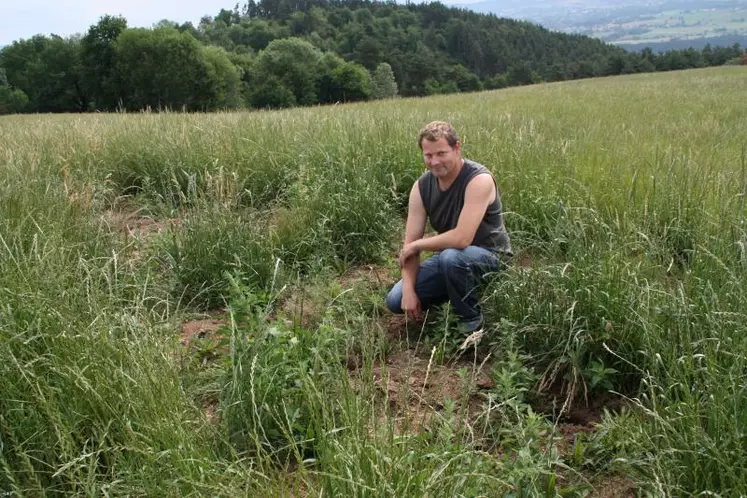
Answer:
[
  {"left": 586, "top": 6, "right": 747, "bottom": 43},
  {"left": 1, "top": 67, "right": 747, "bottom": 496}
]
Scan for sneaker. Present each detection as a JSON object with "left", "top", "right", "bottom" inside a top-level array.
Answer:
[{"left": 457, "top": 315, "right": 484, "bottom": 335}]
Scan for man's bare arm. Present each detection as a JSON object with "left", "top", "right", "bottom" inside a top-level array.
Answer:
[{"left": 401, "top": 182, "right": 427, "bottom": 289}]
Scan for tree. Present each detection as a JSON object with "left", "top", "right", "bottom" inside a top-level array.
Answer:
[
  {"left": 112, "top": 27, "right": 240, "bottom": 110},
  {"left": 251, "top": 38, "right": 323, "bottom": 107},
  {"left": 318, "top": 58, "right": 370, "bottom": 103},
  {"left": 0, "top": 68, "right": 28, "bottom": 114},
  {"left": 81, "top": 15, "right": 128, "bottom": 110},
  {"left": 449, "top": 64, "right": 482, "bottom": 92},
  {"left": 0, "top": 35, "right": 86, "bottom": 112},
  {"left": 370, "top": 62, "right": 397, "bottom": 99},
  {"left": 506, "top": 62, "right": 539, "bottom": 86},
  {"left": 249, "top": 74, "right": 296, "bottom": 108},
  {"left": 202, "top": 45, "right": 243, "bottom": 108}
]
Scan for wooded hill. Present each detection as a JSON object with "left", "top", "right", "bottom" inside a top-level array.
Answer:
[{"left": 0, "top": 0, "right": 745, "bottom": 113}]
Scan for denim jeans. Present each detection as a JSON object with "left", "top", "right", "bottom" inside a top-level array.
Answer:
[{"left": 385, "top": 246, "right": 507, "bottom": 331}]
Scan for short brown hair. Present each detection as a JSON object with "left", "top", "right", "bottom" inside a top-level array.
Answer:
[{"left": 418, "top": 121, "right": 459, "bottom": 149}]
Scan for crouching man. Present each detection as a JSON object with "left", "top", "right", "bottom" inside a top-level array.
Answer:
[{"left": 386, "top": 121, "right": 512, "bottom": 333}]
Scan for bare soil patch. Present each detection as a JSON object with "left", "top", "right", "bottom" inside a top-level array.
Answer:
[
  {"left": 180, "top": 312, "right": 228, "bottom": 346},
  {"left": 588, "top": 474, "right": 637, "bottom": 498},
  {"left": 352, "top": 347, "right": 494, "bottom": 432},
  {"left": 534, "top": 385, "right": 629, "bottom": 426},
  {"left": 104, "top": 209, "right": 179, "bottom": 238},
  {"left": 339, "top": 264, "right": 395, "bottom": 289}
]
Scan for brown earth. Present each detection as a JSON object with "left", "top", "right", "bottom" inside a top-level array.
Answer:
[
  {"left": 104, "top": 208, "right": 179, "bottom": 238},
  {"left": 180, "top": 313, "right": 227, "bottom": 346},
  {"left": 339, "top": 264, "right": 395, "bottom": 289},
  {"left": 588, "top": 475, "right": 637, "bottom": 498}
]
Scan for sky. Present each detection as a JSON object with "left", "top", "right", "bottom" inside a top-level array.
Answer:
[
  {"left": 0, "top": 0, "right": 484, "bottom": 47},
  {"left": 0, "top": 0, "right": 240, "bottom": 47}
]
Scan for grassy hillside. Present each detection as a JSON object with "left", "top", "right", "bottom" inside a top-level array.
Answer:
[{"left": 1, "top": 66, "right": 746, "bottom": 496}]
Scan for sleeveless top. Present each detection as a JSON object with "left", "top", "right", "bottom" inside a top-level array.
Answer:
[{"left": 417, "top": 159, "right": 512, "bottom": 255}]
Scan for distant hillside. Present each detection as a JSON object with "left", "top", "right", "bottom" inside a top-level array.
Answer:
[
  {"left": 197, "top": 0, "right": 625, "bottom": 96},
  {"left": 448, "top": 0, "right": 747, "bottom": 50},
  {"left": 619, "top": 34, "right": 747, "bottom": 52}
]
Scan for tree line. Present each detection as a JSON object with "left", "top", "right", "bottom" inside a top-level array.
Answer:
[{"left": 1, "top": 0, "right": 745, "bottom": 114}]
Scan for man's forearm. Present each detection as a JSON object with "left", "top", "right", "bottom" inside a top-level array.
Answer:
[
  {"left": 413, "top": 229, "right": 469, "bottom": 253},
  {"left": 401, "top": 254, "right": 420, "bottom": 291}
]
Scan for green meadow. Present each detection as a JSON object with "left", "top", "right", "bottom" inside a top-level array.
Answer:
[
  {"left": 1, "top": 66, "right": 746, "bottom": 496},
  {"left": 591, "top": 7, "right": 747, "bottom": 44}
]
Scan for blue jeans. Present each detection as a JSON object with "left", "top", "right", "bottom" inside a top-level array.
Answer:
[{"left": 386, "top": 246, "right": 507, "bottom": 331}]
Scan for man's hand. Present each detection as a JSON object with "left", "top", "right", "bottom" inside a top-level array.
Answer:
[
  {"left": 400, "top": 286, "right": 422, "bottom": 320},
  {"left": 398, "top": 242, "right": 420, "bottom": 268}
]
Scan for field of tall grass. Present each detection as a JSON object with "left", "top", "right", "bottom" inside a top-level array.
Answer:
[{"left": 1, "top": 66, "right": 746, "bottom": 496}]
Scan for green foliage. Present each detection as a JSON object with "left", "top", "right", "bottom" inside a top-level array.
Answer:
[
  {"left": 251, "top": 38, "right": 323, "bottom": 107},
  {"left": 202, "top": 45, "right": 244, "bottom": 108},
  {"left": 318, "top": 59, "right": 371, "bottom": 103},
  {"left": 221, "top": 285, "right": 346, "bottom": 460},
  {"left": 112, "top": 27, "right": 240, "bottom": 111},
  {"left": 424, "top": 77, "right": 459, "bottom": 95},
  {"left": 0, "top": 181, "right": 232, "bottom": 494},
  {"left": 369, "top": 62, "right": 398, "bottom": 99},
  {"left": 249, "top": 74, "right": 296, "bottom": 108},
  {"left": 0, "top": 85, "right": 28, "bottom": 114},
  {"left": 2, "top": 1, "right": 745, "bottom": 112},
  {"left": 507, "top": 62, "right": 542, "bottom": 86},
  {"left": 0, "top": 35, "right": 87, "bottom": 112},
  {"left": 582, "top": 360, "right": 618, "bottom": 392},
  {"left": 81, "top": 15, "right": 128, "bottom": 110},
  {"left": 157, "top": 205, "right": 277, "bottom": 309},
  {"left": 281, "top": 163, "right": 400, "bottom": 268},
  {"left": 489, "top": 349, "right": 540, "bottom": 405}
]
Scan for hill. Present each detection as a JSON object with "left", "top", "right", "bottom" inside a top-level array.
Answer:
[{"left": 449, "top": 0, "right": 747, "bottom": 51}]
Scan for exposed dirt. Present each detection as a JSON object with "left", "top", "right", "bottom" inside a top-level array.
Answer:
[
  {"left": 339, "top": 264, "right": 395, "bottom": 289},
  {"left": 104, "top": 209, "right": 179, "bottom": 238},
  {"left": 515, "top": 252, "right": 534, "bottom": 269},
  {"left": 533, "top": 386, "right": 629, "bottom": 426},
  {"left": 277, "top": 283, "right": 326, "bottom": 330},
  {"left": 350, "top": 347, "right": 495, "bottom": 432},
  {"left": 588, "top": 474, "right": 637, "bottom": 498},
  {"left": 382, "top": 314, "right": 425, "bottom": 343},
  {"left": 174, "top": 260, "right": 637, "bottom": 494},
  {"left": 203, "top": 398, "right": 219, "bottom": 425},
  {"left": 180, "top": 314, "right": 227, "bottom": 346}
]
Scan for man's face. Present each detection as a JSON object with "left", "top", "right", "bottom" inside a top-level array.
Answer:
[{"left": 421, "top": 138, "right": 461, "bottom": 178}]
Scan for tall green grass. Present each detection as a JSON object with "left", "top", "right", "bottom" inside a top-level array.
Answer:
[{"left": 1, "top": 66, "right": 746, "bottom": 495}]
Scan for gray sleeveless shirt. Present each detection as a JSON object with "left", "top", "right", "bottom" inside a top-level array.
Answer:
[{"left": 418, "top": 159, "right": 512, "bottom": 255}]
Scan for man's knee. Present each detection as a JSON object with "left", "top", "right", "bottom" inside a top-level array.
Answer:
[
  {"left": 439, "top": 248, "right": 465, "bottom": 274},
  {"left": 385, "top": 282, "right": 403, "bottom": 314}
]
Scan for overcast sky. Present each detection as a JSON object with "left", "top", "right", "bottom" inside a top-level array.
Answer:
[
  {"left": 0, "top": 0, "right": 482, "bottom": 47},
  {"left": 0, "top": 0, "right": 244, "bottom": 47}
]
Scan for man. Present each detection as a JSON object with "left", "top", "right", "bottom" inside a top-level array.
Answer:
[{"left": 386, "top": 121, "right": 512, "bottom": 333}]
